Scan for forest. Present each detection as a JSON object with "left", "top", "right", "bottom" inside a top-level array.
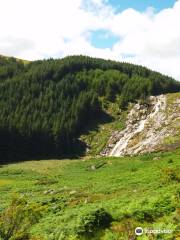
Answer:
[{"left": 0, "top": 55, "right": 180, "bottom": 163}]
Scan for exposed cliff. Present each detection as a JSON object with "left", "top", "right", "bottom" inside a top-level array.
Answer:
[{"left": 101, "top": 93, "right": 180, "bottom": 156}]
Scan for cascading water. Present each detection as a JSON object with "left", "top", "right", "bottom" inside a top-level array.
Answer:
[{"left": 109, "top": 95, "right": 167, "bottom": 156}]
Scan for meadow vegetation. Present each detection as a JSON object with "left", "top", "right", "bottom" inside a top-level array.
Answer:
[{"left": 0, "top": 149, "right": 179, "bottom": 239}]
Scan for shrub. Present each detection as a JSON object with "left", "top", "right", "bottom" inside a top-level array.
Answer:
[
  {"left": 111, "top": 218, "right": 138, "bottom": 240},
  {"left": 76, "top": 208, "right": 113, "bottom": 236},
  {"left": 133, "top": 208, "right": 155, "bottom": 222},
  {"left": 161, "top": 168, "right": 180, "bottom": 183},
  {"left": 0, "top": 195, "right": 43, "bottom": 240},
  {"left": 133, "top": 196, "right": 175, "bottom": 222},
  {"left": 102, "top": 230, "right": 120, "bottom": 240},
  {"left": 168, "top": 159, "right": 173, "bottom": 164}
]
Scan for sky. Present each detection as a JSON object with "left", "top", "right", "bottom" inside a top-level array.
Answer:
[
  {"left": 0, "top": 0, "right": 180, "bottom": 80},
  {"left": 108, "top": 0, "right": 175, "bottom": 12}
]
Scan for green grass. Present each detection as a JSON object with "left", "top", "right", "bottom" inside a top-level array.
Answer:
[
  {"left": 0, "top": 149, "right": 180, "bottom": 239},
  {"left": 80, "top": 101, "right": 127, "bottom": 156},
  {"left": 163, "top": 93, "right": 180, "bottom": 147}
]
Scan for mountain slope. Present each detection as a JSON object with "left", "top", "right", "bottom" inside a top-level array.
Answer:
[
  {"left": 101, "top": 92, "right": 180, "bottom": 156},
  {"left": 0, "top": 55, "right": 180, "bottom": 163},
  {"left": 0, "top": 55, "right": 26, "bottom": 81}
]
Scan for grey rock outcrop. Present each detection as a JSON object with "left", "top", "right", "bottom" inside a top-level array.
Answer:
[{"left": 101, "top": 94, "right": 180, "bottom": 157}]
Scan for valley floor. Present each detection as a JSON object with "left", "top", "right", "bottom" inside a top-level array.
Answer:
[{"left": 0, "top": 149, "right": 180, "bottom": 240}]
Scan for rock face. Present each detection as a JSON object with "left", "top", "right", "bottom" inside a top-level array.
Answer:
[{"left": 101, "top": 94, "right": 180, "bottom": 157}]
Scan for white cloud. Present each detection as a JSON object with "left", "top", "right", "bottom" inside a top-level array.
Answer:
[
  {"left": 109, "top": 1, "right": 180, "bottom": 80},
  {"left": 0, "top": 0, "right": 180, "bottom": 80}
]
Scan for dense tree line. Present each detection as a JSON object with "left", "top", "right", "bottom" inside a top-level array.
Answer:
[
  {"left": 0, "top": 55, "right": 179, "bottom": 162},
  {"left": 0, "top": 56, "right": 25, "bottom": 81}
]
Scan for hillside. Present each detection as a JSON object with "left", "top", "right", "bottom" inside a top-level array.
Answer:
[
  {"left": 0, "top": 55, "right": 180, "bottom": 163},
  {"left": 0, "top": 149, "right": 179, "bottom": 239},
  {"left": 101, "top": 92, "right": 180, "bottom": 156},
  {"left": 0, "top": 55, "right": 180, "bottom": 240},
  {"left": 0, "top": 55, "right": 26, "bottom": 81},
  {"left": 0, "top": 54, "right": 30, "bottom": 64}
]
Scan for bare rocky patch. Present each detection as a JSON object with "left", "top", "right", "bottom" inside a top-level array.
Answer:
[{"left": 101, "top": 93, "right": 180, "bottom": 156}]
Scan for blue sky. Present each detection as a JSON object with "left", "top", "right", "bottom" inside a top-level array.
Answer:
[
  {"left": 0, "top": 0, "right": 179, "bottom": 80},
  {"left": 91, "top": 30, "right": 120, "bottom": 49},
  {"left": 107, "top": 0, "right": 176, "bottom": 12},
  {"left": 91, "top": 0, "right": 176, "bottom": 49}
]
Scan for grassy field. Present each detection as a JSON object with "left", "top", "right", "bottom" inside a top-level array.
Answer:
[{"left": 0, "top": 149, "right": 179, "bottom": 240}]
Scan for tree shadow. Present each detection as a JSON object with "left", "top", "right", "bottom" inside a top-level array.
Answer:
[
  {"left": 0, "top": 111, "right": 114, "bottom": 164},
  {"left": 72, "top": 110, "right": 114, "bottom": 158},
  {"left": 79, "top": 110, "right": 114, "bottom": 136}
]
